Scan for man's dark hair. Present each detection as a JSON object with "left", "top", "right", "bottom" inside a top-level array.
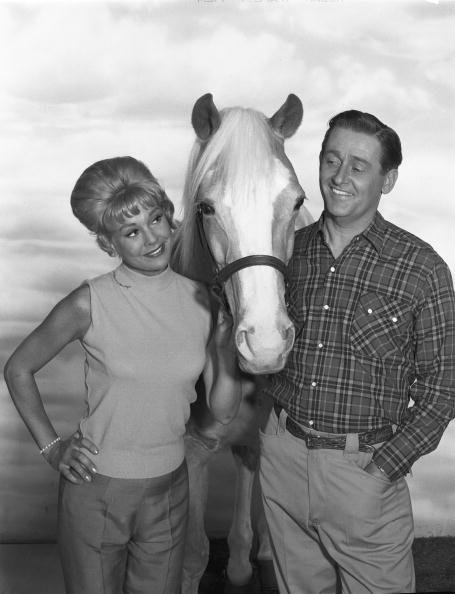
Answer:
[{"left": 319, "top": 110, "right": 402, "bottom": 173}]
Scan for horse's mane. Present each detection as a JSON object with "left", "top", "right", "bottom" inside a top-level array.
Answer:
[{"left": 171, "top": 107, "right": 282, "bottom": 283}]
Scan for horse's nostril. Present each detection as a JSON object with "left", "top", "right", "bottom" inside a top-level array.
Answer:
[
  {"left": 236, "top": 330, "right": 246, "bottom": 347},
  {"left": 284, "top": 325, "right": 295, "bottom": 349},
  {"left": 279, "top": 322, "right": 295, "bottom": 347},
  {"left": 235, "top": 327, "right": 255, "bottom": 349}
]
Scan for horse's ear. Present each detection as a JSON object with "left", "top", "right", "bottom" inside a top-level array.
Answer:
[
  {"left": 269, "top": 94, "right": 303, "bottom": 139},
  {"left": 191, "top": 93, "right": 221, "bottom": 141}
]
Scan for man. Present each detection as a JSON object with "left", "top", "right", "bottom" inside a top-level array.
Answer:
[{"left": 259, "top": 110, "right": 455, "bottom": 594}]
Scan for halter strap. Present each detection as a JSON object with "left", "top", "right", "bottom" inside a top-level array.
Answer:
[
  {"left": 195, "top": 209, "right": 288, "bottom": 310},
  {"left": 215, "top": 255, "right": 287, "bottom": 285}
]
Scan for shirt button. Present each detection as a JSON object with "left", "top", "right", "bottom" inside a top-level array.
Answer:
[
  {"left": 330, "top": 266, "right": 335, "bottom": 273},
  {"left": 318, "top": 343, "right": 323, "bottom": 349},
  {"left": 392, "top": 316, "right": 398, "bottom": 323},
  {"left": 309, "top": 420, "right": 314, "bottom": 426},
  {"left": 311, "top": 381, "right": 317, "bottom": 387},
  {"left": 323, "top": 304, "right": 329, "bottom": 310},
  {"left": 367, "top": 308, "right": 373, "bottom": 314}
]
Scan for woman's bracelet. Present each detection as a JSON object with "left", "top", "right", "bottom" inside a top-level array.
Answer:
[{"left": 40, "top": 436, "right": 61, "bottom": 455}]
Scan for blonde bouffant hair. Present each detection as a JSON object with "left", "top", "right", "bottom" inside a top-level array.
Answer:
[{"left": 70, "top": 156, "right": 175, "bottom": 255}]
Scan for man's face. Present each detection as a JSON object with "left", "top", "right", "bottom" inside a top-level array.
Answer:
[{"left": 319, "top": 127, "right": 397, "bottom": 228}]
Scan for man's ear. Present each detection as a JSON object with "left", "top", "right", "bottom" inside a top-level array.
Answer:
[{"left": 382, "top": 169, "right": 398, "bottom": 195}]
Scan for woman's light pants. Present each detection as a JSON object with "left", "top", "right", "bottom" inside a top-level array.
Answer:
[{"left": 58, "top": 460, "right": 188, "bottom": 594}]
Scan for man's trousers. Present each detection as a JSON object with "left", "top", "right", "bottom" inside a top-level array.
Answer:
[{"left": 259, "top": 407, "right": 415, "bottom": 594}]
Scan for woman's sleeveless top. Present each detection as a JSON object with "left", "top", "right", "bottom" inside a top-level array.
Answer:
[{"left": 79, "top": 263, "right": 211, "bottom": 478}]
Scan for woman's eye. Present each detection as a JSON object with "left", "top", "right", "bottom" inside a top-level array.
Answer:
[
  {"left": 151, "top": 214, "right": 163, "bottom": 224},
  {"left": 126, "top": 229, "right": 138, "bottom": 238},
  {"left": 198, "top": 202, "right": 215, "bottom": 216}
]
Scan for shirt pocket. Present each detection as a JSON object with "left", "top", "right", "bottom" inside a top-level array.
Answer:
[{"left": 350, "top": 292, "right": 413, "bottom": 360}]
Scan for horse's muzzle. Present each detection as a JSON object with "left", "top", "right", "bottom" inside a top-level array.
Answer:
[{"left": 235, "top": 321, "right": 295, "bottom": 375}]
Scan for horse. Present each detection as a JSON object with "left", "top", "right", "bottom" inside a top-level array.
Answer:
[{"left": 171, "top": 93, "right": 313, "bottom": 593}]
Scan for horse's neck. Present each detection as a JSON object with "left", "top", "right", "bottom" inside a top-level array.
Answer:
[{"left": 171, "top": 224, "right": 216, "bottom": 284}]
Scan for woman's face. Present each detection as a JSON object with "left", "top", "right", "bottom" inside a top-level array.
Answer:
[{"left": 106, "top": 203, "right": 172, "bottom": 276}]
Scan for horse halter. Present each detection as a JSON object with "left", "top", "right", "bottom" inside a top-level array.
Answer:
[{"left": 196, "top": 207, "right": 289, "bottom": 311}]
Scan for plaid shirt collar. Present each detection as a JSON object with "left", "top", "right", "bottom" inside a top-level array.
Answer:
[{"left": 315, "top": 210, "right": 386, "bottom": 256}]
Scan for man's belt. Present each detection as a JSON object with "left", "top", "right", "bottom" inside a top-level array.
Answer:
[{"left": 273, "top": 404, "right": 393, "bottom": 452}]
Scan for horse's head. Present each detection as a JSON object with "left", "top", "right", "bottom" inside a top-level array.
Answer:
[{"left": 176, "top": 93, "right": 310, "bottom": 375}]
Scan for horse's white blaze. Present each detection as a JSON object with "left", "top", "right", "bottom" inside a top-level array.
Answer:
[{"left": 221, "top": 157, "right": 295, "bottom": 373}]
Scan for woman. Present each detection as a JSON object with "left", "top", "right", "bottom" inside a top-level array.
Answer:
[{"left": 4, "top": 156, "right": 240, "bottom": 594}]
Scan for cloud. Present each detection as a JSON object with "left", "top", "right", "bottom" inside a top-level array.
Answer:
[
  {"left": 1, "top": 4, "right": 117, "bottom": 104},
  {"left": 409, "top": 423, "right": 455, "bottom": 536},
  {"left": 425, "top": 58, "right": 455, "bottom": 94},
  {"left": 1, "top": 0, "right": 454, "bottom": 538},
  {"left": 0, "top": 238, "right": 112, "bottom": 347},
  {"left": 0, "top": 3, "right": 310, "bottom": 122}
]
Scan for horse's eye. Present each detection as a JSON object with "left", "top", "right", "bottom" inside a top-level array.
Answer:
[
  {"left": 198, "top": 202, "right": 215, "bottom": 216},
  {"left": 294, "top": 195, "right": 305, "bottom": 211}
]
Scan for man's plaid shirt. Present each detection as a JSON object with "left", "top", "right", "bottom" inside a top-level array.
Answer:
[{"left": 266, "top": 212, "right": 455, "bottom": 481}]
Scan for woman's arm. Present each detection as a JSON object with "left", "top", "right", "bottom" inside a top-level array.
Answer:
[
  {"left": 4, "top": 284, "right": 99, "bottom": 484},
  {"left": 203, "top": 310, "right": 242, "bottom": 424}
]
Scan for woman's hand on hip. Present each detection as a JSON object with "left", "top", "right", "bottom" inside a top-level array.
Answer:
[{"left": 44, "top": 431, "right": 99, "bottom": 484}]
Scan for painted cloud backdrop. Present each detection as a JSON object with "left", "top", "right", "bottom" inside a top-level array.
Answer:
[{"left": 0, "top": 0, "right": 454, "bottom": 539}]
